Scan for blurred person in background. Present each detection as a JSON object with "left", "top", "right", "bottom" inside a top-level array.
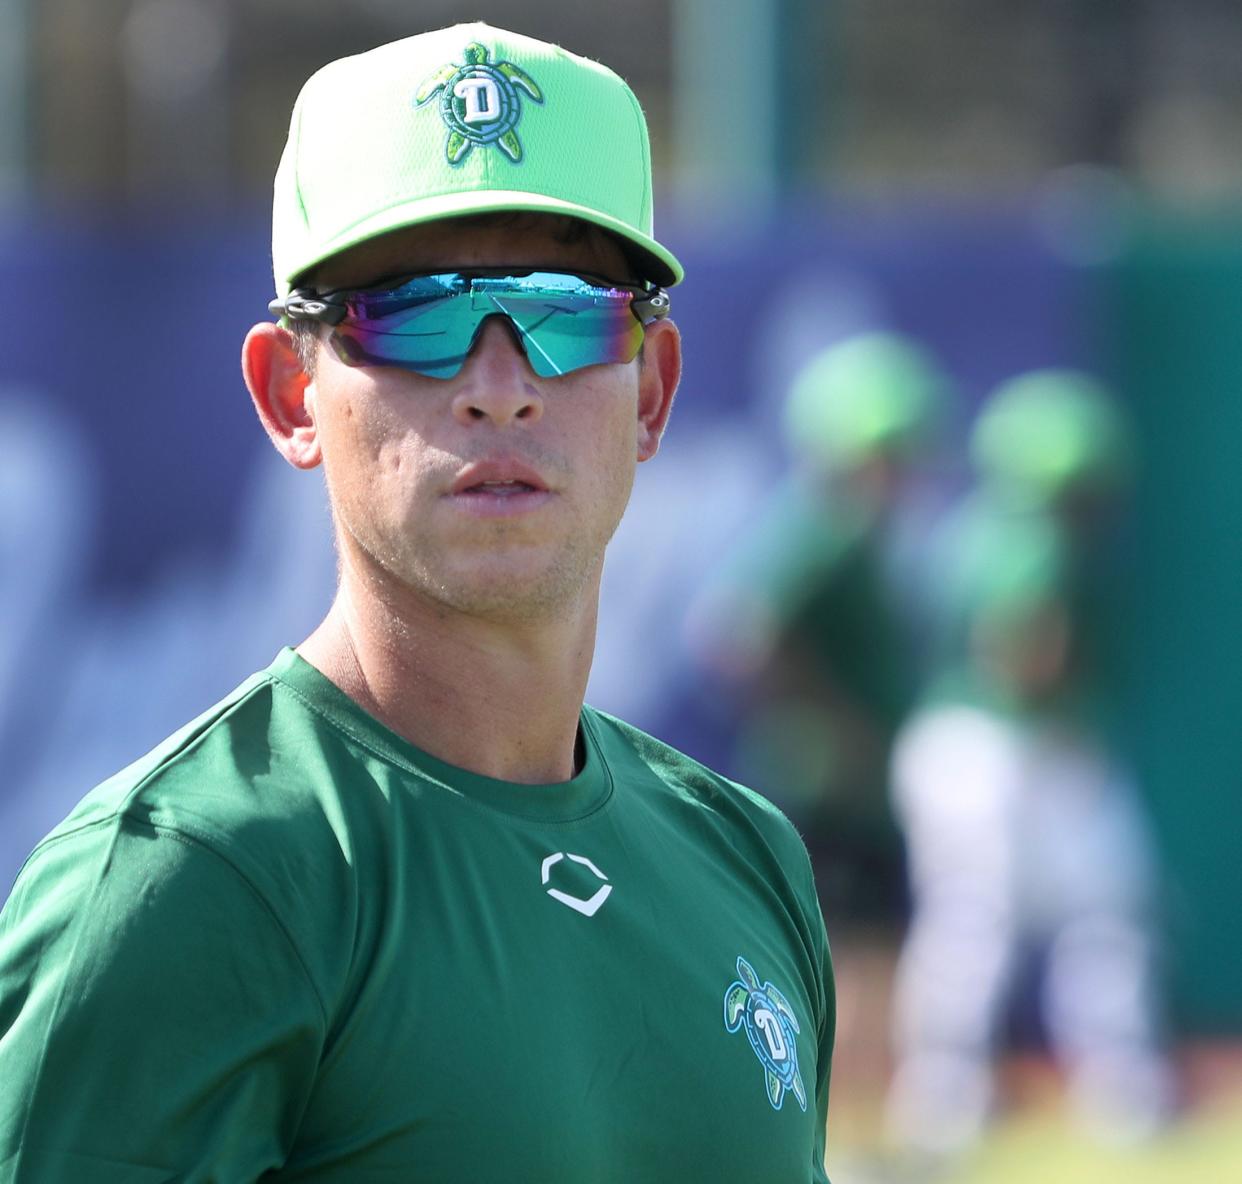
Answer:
[
  {"left": 687, "top": 332, "right": 952, "bottom": 931},
  {"left": 884, "top": 370, "right": 1177, "bottom": 1169}
]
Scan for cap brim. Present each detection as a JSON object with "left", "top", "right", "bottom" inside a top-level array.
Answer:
[{"left": 284, "top": 189, "right": 683, "bottom": 294}]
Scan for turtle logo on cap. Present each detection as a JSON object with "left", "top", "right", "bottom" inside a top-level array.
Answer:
[
  {"left": 724, "top": 956, "right": 808, "bottom": 1112},
  {"left": 415, "top": 43, "right": 543, "bottom": 166}
]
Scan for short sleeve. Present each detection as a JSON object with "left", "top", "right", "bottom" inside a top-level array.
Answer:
[
  {"left": 803, "top": 849, "right": 834, "bottom": 1183},
  {"left": 0, "top": 817, "right": 326, "bottom": 1182}
]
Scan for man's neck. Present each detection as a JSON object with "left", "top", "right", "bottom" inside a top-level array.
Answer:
[{"left": 296, "top": 569, "right": 597, "bottom": 786}]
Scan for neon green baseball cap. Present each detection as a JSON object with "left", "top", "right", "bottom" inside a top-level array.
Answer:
[
  {"left": 971, "top": 370, "right": 1133, "bottom": 500},
  {"left": 272, "top": 23, "right": 683, "bottom": 298},
  {"left": 783, "top": 333, "right": 948, "bottom": 466}
]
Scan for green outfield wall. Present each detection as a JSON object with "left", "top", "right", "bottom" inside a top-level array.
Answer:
[{"left": 1105, "top": 218, "right": 1242, "bottom": 1031}]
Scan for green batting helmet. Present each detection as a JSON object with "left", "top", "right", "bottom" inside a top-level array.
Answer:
[
  {"left": 971, "top": 370, "right": 1133, "bottom": 501},
  {"left": 783, "top": 332, "right": 948, "bottom": 467}
]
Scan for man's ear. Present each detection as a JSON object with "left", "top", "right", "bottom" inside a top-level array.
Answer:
[
  {"left": 241, "top": 323, "right": 322, "bottom": 470},
  {"left": 636, "top": 318, "right": 681, "bottom": 463}
]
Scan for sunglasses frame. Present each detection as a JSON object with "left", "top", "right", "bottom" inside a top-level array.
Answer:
[{"left": 269, "top": 268, "right": 671, "bottom": 331}]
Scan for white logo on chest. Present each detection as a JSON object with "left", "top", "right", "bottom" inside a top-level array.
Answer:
[{"left": 541, "top": 852, "right": 612, "bottom": 917}]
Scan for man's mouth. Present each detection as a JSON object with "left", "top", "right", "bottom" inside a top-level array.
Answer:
[
  {"left": 450, "top": 459, "right": 551, "bottom": 497},
  {"left": 447, "top": 461, "right": 554, "bottom": 517},
  {"left": 465, "top": 479, "right": 539, "bottom": 496}
]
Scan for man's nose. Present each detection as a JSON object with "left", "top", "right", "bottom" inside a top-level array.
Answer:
[{"left": 450, "top": 316, "right": 544, "bottom": 427}]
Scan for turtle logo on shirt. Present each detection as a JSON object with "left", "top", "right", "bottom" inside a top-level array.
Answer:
[{"left": 723, "top": 956, "right": 807, "bottom": 1112}]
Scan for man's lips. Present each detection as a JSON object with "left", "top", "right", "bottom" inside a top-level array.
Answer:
[
  {"left": 450, "top": 459, "right": 551, "bottom": 496},
  {"left": 446, "top": 459, "right": 555, "bottom": 516}
]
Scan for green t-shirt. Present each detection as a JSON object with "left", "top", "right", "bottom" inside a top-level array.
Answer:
[
  {"left": 0, "top": 649, "right": 833, "bottom": 1183},
  {"left": 709, "top": 478, "right": 913, "bottom": 729},
  {"left": 922, "top": 493, "right": 1120, "bottom": 728}
]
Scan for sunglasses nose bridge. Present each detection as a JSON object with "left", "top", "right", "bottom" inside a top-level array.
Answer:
[
  {"left": 464, "top": 310, "right": 532, "bottom": 368},
  {"left": 451, "top": 316, "right": 545, "bottom": 426},
  {"left": 456, "top": 311, "right": 545, "bottom": 383}
]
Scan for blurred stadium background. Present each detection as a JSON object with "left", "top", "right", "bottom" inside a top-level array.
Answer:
[{"left": 2, "top": 2, "right": 1240, "bottom": 1180}]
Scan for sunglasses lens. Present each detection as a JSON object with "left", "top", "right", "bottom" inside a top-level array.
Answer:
[
  {"left": 329, "top": 277, "right": 478, "bottom": 378},
  {"left": 501, "top": 289, "right": 645, "bottom": 378},
  {"left": 327, "top": 273, "right": 645, "bottom": 379}
]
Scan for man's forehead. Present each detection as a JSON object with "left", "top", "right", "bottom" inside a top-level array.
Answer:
[{"left": 310, "top": 214, "right": 631, "bottom": 290}]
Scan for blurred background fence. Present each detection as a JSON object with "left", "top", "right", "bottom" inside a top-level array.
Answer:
[{"left": 2, "top": 1, "right": 1241, "bottom": 1178}]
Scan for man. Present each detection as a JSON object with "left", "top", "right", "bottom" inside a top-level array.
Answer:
[
  {"left": 686, "top": 332, "right": 949, "bottom": 1117},
  {"left": 885, "top": 370, "right": 1174, "bottom": 1163},
  {"left": 687, "top": 331, "right": 950, "bottom": 924},
  {"left": 0, "top": 23, "right": 833, "bottom": 1183}
]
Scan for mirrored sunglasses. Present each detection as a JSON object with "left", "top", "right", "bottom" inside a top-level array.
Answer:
[{"left": 269, "top": 269, "right": 671, "bottom": 380}]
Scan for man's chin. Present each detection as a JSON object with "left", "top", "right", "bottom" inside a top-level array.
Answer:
[{"left": 425, "top": 557, "right": 600, "bottom": 625}]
